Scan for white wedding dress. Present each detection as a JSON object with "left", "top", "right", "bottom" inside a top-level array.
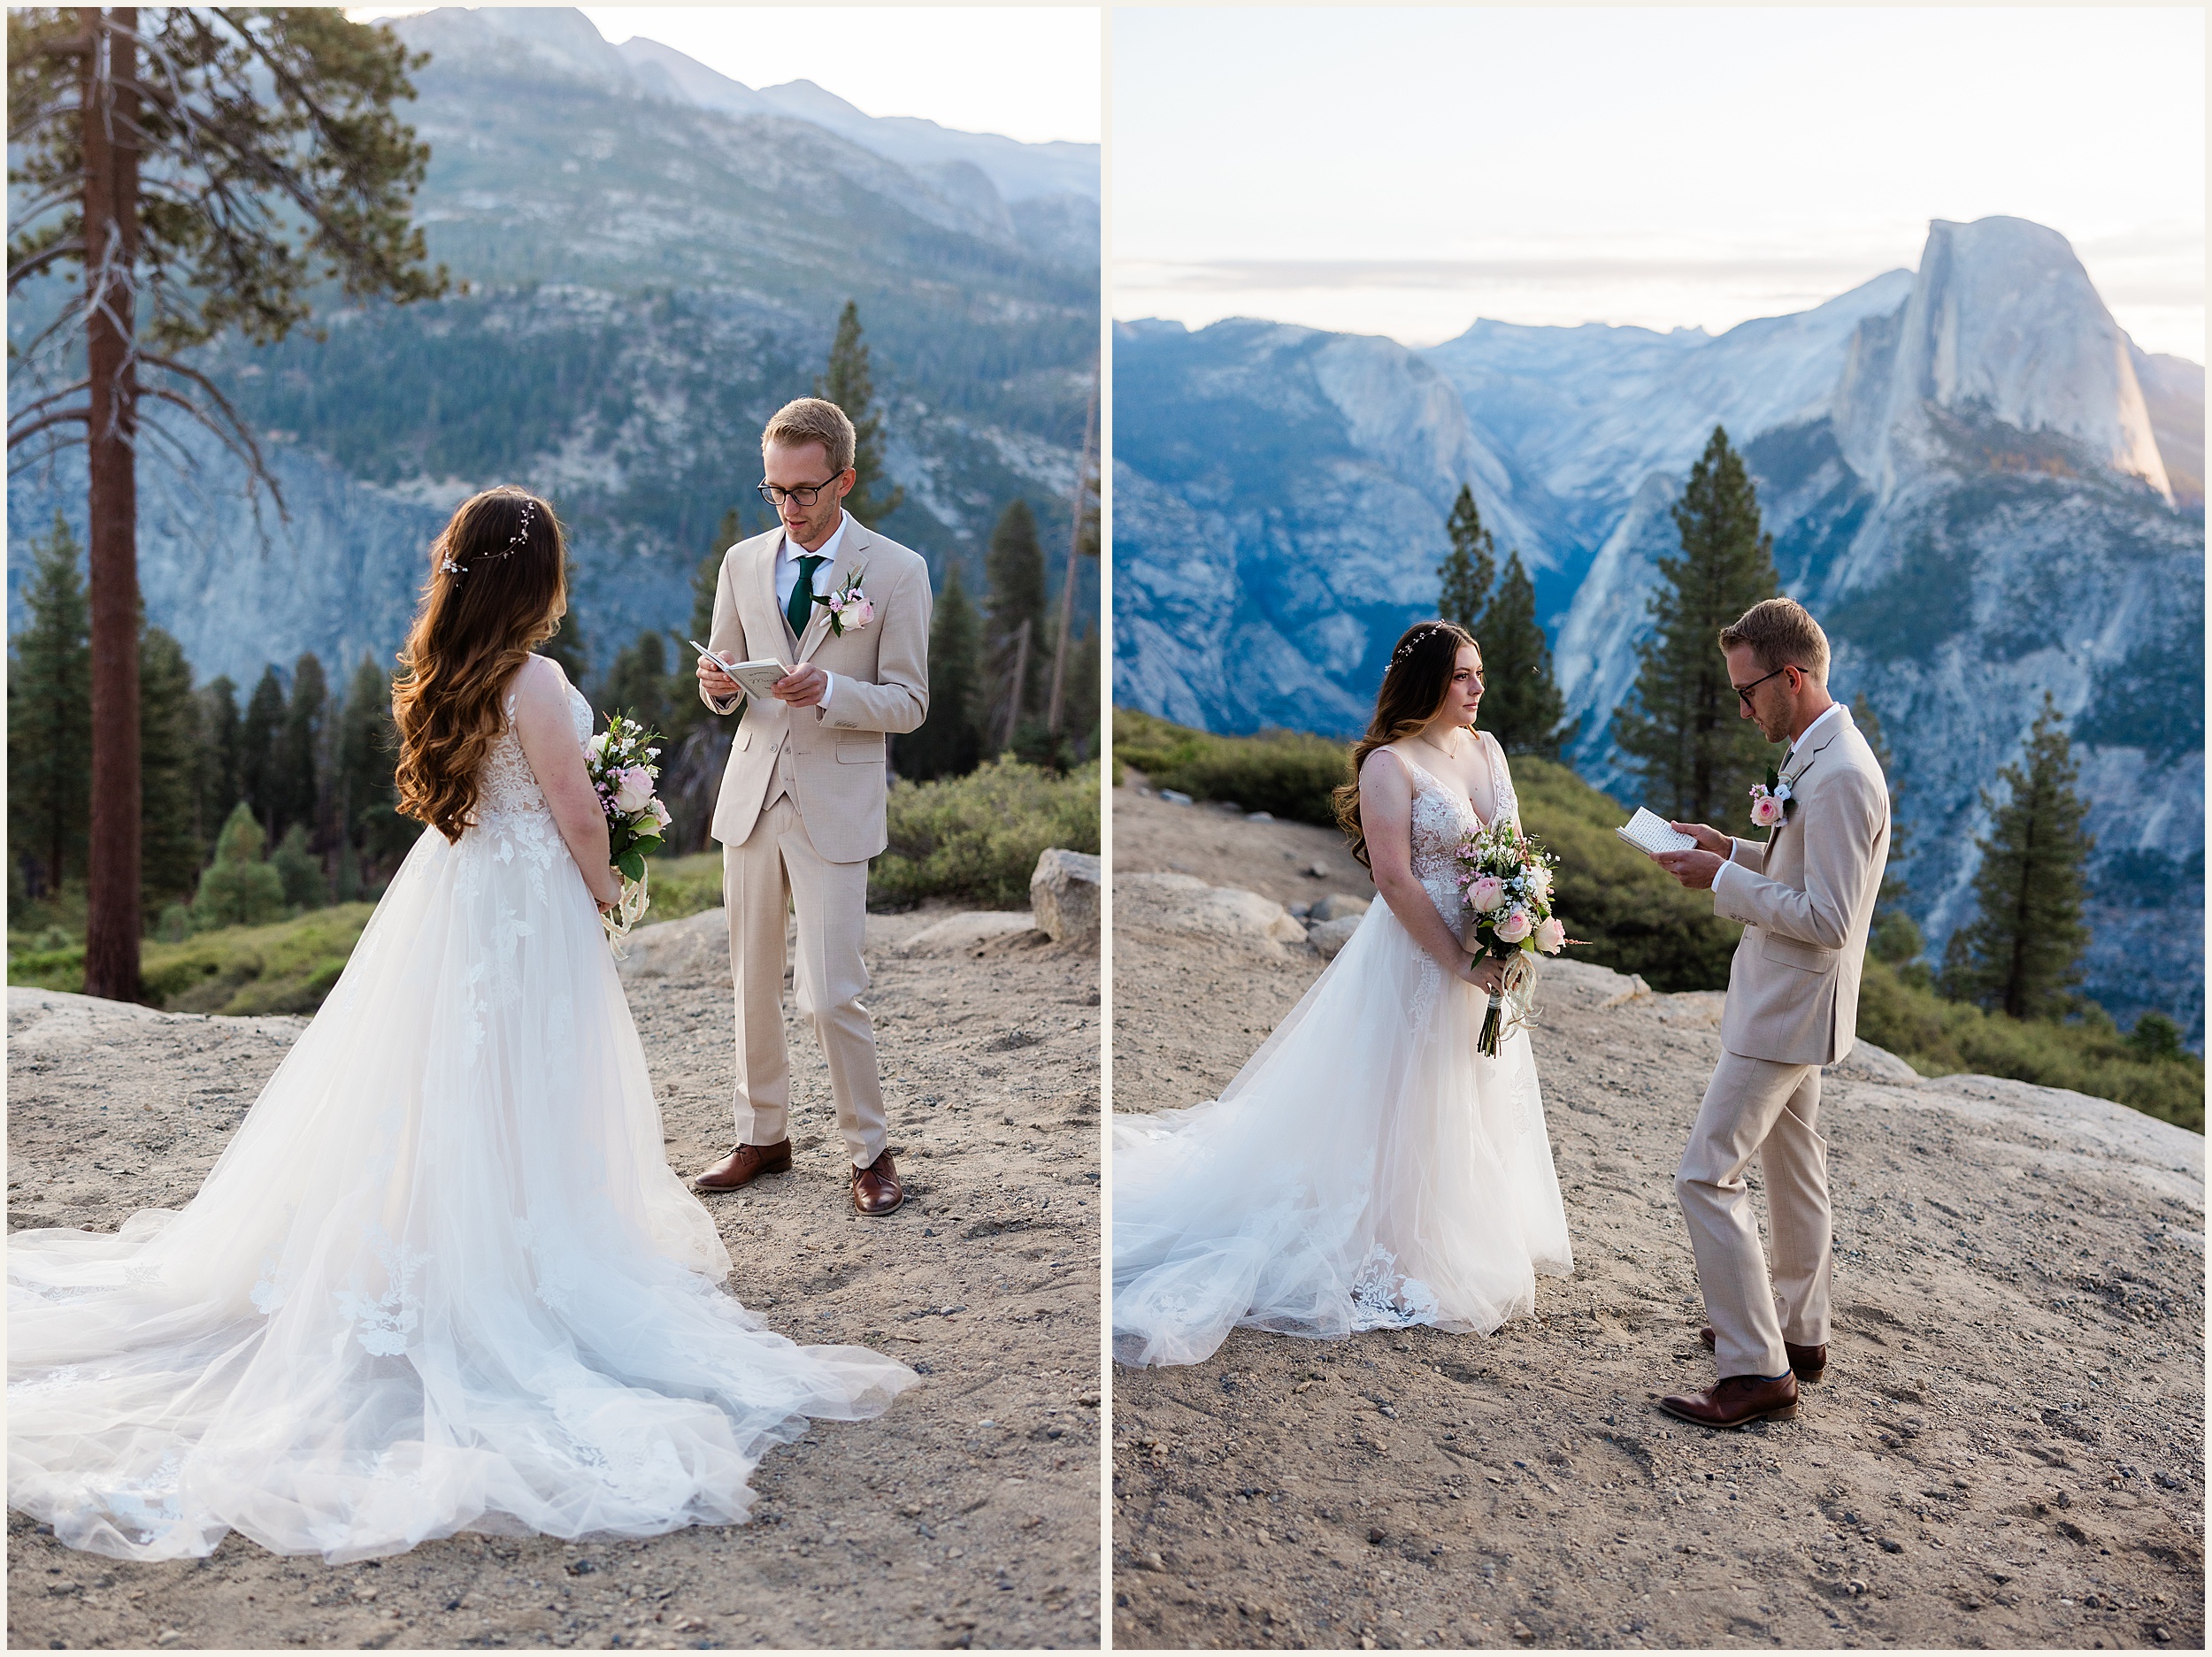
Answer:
[
  {"left": 1112, "top": 736, "right": 1573, "bottom": 1368},
  {"left": 8, "top": 664, "right": 914, "bottom": 1561}
]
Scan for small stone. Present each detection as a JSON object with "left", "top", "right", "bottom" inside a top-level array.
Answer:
[
  {"left": 1306, "top": 861, "right": 1329, "bottom": 878},
  {"left": 1247, "top": 811, "right": 1274, "bottom": 822},
  {"left": 1159, "top": 789, "right": 1193, "bottom": 806},
  {"left": 1512, "top": 1621, "right": 1536, "bottom": 1641},
  {"left": 1368, "top": 1526, "right": 1387, "bottom": 1545},
  {"left": 1878, "top": 1537, "right": 1903, "bottom": 1553},
  {"left": 1028, "top": 848, "right": 1101, "bottom": 945}
]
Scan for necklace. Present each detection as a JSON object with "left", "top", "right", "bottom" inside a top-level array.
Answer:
[{"left": 1412, "top": 724, "right": 1470, "bottom": 764}]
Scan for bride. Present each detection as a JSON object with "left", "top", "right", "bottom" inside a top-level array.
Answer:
[
  {"left": 8, "top": 488, "right": 913, "bottom": 1561},
  {"left": 1113, "top": 620, "right": 1572, "bottom": 1368}
]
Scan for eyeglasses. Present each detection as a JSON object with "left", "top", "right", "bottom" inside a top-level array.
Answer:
[
  {"left": 1733, "top": 664, "right": 1796, "bottom": 710},
  {"left": 757, "top": 476, "right": 841, "bottom": 508}
]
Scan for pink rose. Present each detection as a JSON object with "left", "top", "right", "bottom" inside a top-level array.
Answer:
[
  {"left": 1534, "top": 916, "right": 1566, "bottom": 955},
  {"left": 613, "top": 765, "right": 654, "bottom": 814},
  {"left": 648, "top": 797, "right": 672, "bottom": 830},
  {"left": 1749, "top": 792, "right": 1786, "bottom": 829},
  {"left": 1494, "top": 907, "right": 1532, "bottom": 945},
  {"left": 843, "top": 595, "right": 874, "bottom": 629},
  {"left": 1468, "top": 876, "right": 1508, "bottom": 913}
]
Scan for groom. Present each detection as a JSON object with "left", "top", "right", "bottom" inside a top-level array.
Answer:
[
  {"left": 691, "top": 396, "right": 932, "bottom": 1216},
  {"left": 1648, "top": 597, "right": 1889, "bottom": 1430}
]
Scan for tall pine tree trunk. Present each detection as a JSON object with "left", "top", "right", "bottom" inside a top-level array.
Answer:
[
  {"left": 1046, "top": 384, "right": 1095, "bottom": 737},
  {"left": 82, "top": 7, "right": 144, "bottom": 1001}
]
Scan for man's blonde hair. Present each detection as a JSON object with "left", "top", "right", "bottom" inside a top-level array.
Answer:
[
  {"left": 1719, "top": 596, "right": 1830, "bottom": 682},
  {"left": 762, "top": 397, "right": 856, "bottom": 475}
]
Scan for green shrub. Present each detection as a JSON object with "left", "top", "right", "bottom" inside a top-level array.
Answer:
[
  {"left": 641, "top": 852, "right": 726, "bottom": 924},
  {"left": 1113, "top": 708, "right": 1349, "bottom": 825},
  {"left": 193, "top": 802, "right": 287, "bottom": 929},
  {"left": 139, "top": 904, "right": 377, "bottom": 1016},
  {"left": 1856, "top": 957, "right": 2202, "bottom": 1133},
  {"left": 1510, "top": 756, "right": 1744, "bottom": 993},
  {"left": 872, "top": 756, "right": 1100, "bottom": 910}
]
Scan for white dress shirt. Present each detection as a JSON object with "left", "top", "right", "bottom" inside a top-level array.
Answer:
[
  {"left": 771, "top": 511, "right": 845, "bottom": 710},
  {"left": 1712, "top": 701, "right": 1845, "bottom": 906}
]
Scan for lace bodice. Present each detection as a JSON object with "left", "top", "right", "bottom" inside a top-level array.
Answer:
[
  {"left": 476, "top": 667, "right": 594, "bottom": 823},
  {"left": 1393, "top": 734, "right": 1517, "bottom": 941}
]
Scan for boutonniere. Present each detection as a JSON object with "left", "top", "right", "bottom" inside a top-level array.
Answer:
[
  {"left": 1748, "top": 765, "right": 1794, "bottom": 830},
  {"left": 815, "top": 566, "right": 873, "bottom": 637}
]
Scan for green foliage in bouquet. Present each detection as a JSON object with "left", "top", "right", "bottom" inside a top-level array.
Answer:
[{"left": 872, "top": 757, "right": 1100, "bottom": 910}]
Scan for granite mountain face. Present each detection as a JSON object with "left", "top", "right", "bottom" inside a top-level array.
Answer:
[
  {"left": 1112, "top": 217, "right": 2203, "bottom": 1037},
  {"left": 8, "top": 5, "right": 1098, "bottom": 702}
]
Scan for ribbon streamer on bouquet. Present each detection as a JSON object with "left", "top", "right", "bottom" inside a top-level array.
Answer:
[
  {"left": 1478, "top": 950, "right": 1544, "bottom": 1057},
  {"left": 601, "top": 870, "right": 652, "bottom": 959}
]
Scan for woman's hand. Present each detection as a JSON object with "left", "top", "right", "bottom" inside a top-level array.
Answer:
[{"left": 1458, "top": 953, "right": 1508, "bottom": 996}]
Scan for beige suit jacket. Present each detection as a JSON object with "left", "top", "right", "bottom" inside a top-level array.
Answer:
[
  {"left": 701, "top": 518, "right": 932, "bottom": 863},
  {"left": 1711, "top": 706, "right": 1891, "bottom": 1066}
]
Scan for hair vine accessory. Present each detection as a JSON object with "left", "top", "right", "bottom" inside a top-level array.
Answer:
[
  {"left": 1393, "top": 625, "right": 1445, "bottom": 665},
  {"left": 444, "top": 495, "right": 537, "bottom": 577}
]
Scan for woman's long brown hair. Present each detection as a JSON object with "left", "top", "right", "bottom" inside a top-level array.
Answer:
[
  {"left": 1331, "top": 620, "right": 1479, "bottom": 869},
  {"left": 392, "top": 488, "right": 570, "bottom": 843}
]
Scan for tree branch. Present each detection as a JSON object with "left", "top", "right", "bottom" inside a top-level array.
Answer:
[
  {"left": 5, "top": 406, "right": 93, "bottom": 449},
  {"left": 5, "top": 234, "right": 86, "bottom": 291}
]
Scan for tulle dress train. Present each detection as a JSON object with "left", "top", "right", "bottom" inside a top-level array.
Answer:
[
  {"left": 8, "top": 667, "right": 913, "bottom": 1561},
  {"left": 1112, "top": 739, "right": 1572, "bottom": 1368}
]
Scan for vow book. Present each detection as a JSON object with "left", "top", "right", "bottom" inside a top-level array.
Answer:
[
  {"left": 1617, "top": 807, "right": 1697, "bottom": 855},
  {"left": 689, "top": 641, "right": 789, "bottom": 700}
]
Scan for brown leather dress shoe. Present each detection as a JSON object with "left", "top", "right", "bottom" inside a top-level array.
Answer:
[
  {"left": 1657, "top": 1370, "right": 1800, "bottom": 1430},
  {"left": 852, "top": 1151, "right": 903, "bottom": 1216},
  {"left": 1699, "top": 1326, "right": 1827, "bottom": 1383},
  {"left": 694, "top": 1139, "right": 792, "bottom": 1192}
]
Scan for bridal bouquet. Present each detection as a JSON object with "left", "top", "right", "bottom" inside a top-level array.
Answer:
[
  {"left": 586, "top": 713, "right": 671, "bottom": 952},
  {"left": 1453, "top": 818, "right": 1571, "bottom": 1056}
]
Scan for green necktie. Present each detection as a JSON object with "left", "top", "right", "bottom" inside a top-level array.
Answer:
[{"left": 786, "top": 554, "right": 826, "bottom": 638}]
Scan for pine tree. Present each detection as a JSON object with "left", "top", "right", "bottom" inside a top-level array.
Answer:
[
  {"left": 197, "top": 676, "right": 243, "bottom": 837},
  {"left": 7, "top": 8, "right": 447, "bottom": 999},
  {"left": 278, "top": 652, "right": 329, "bottom": 847},
  {"left": 1940, "top": 694, "right": 2094, "bottom": 1020},
  {"left": 1612, "top": 426, "right": 1783, "bottom": 823},
  {"left": 270, "top": 822, "right": 328, "bottom": 910},
  {"left": 817, "top": 299, "right": 903, "bottom": 526},
  {"left": 4, "top": 513, "right": 92, "bottom": 898},
  {"left": 1435, "top": 484, "right": 1496, "bottom": 637},
  {"left": 139, "top": 626, "right": 204, "bottom": 908},
  {"left": 1478, "top": 550, "right": 1574, "bottom": 757},
  {"left": 984, "top": 499, "right": 1049, "bottom": 741},
  {"left": 603, "top": 632, "right": 671, "bottom": 737},
  {"left": 901, "top": 564, "right": 985, "bottom": 780},
  {"left": 192, "top": 801, "right": 288, "bottom": 930},
  {"left": 662, "top": 506, "right": 743, "bottom": 738},
  {"left": 334, "top": 656, "right": 411, "bottom": 881},
  {"left": 1855, "top": 697, "right": 1924, "bottom": 966},
  {"left": 240, "top": 666, "right": 288, "bottom": 840}
]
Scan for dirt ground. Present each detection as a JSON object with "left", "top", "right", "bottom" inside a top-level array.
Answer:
[
  {"left": 7, "top": 898, "right": 1101, "bottom": 1652},
  {"left": 1110, "top": 785, "right": 2206, "bottom": 1652}
]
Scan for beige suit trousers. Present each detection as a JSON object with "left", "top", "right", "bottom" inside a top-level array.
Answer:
[
  {"left": 724, "top": 794, "right": 886, "bottom": 1169},
  {"left": 1675, "top": 1050, "right": 1832, "bottom": 1378}
]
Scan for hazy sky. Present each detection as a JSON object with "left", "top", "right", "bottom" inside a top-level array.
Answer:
[
  {"left": 1114, "top": 7, "right": 2206, "bottom": 359},
  {"left": 351, "top": 6, "right": 1102, "bottom": 145}
]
